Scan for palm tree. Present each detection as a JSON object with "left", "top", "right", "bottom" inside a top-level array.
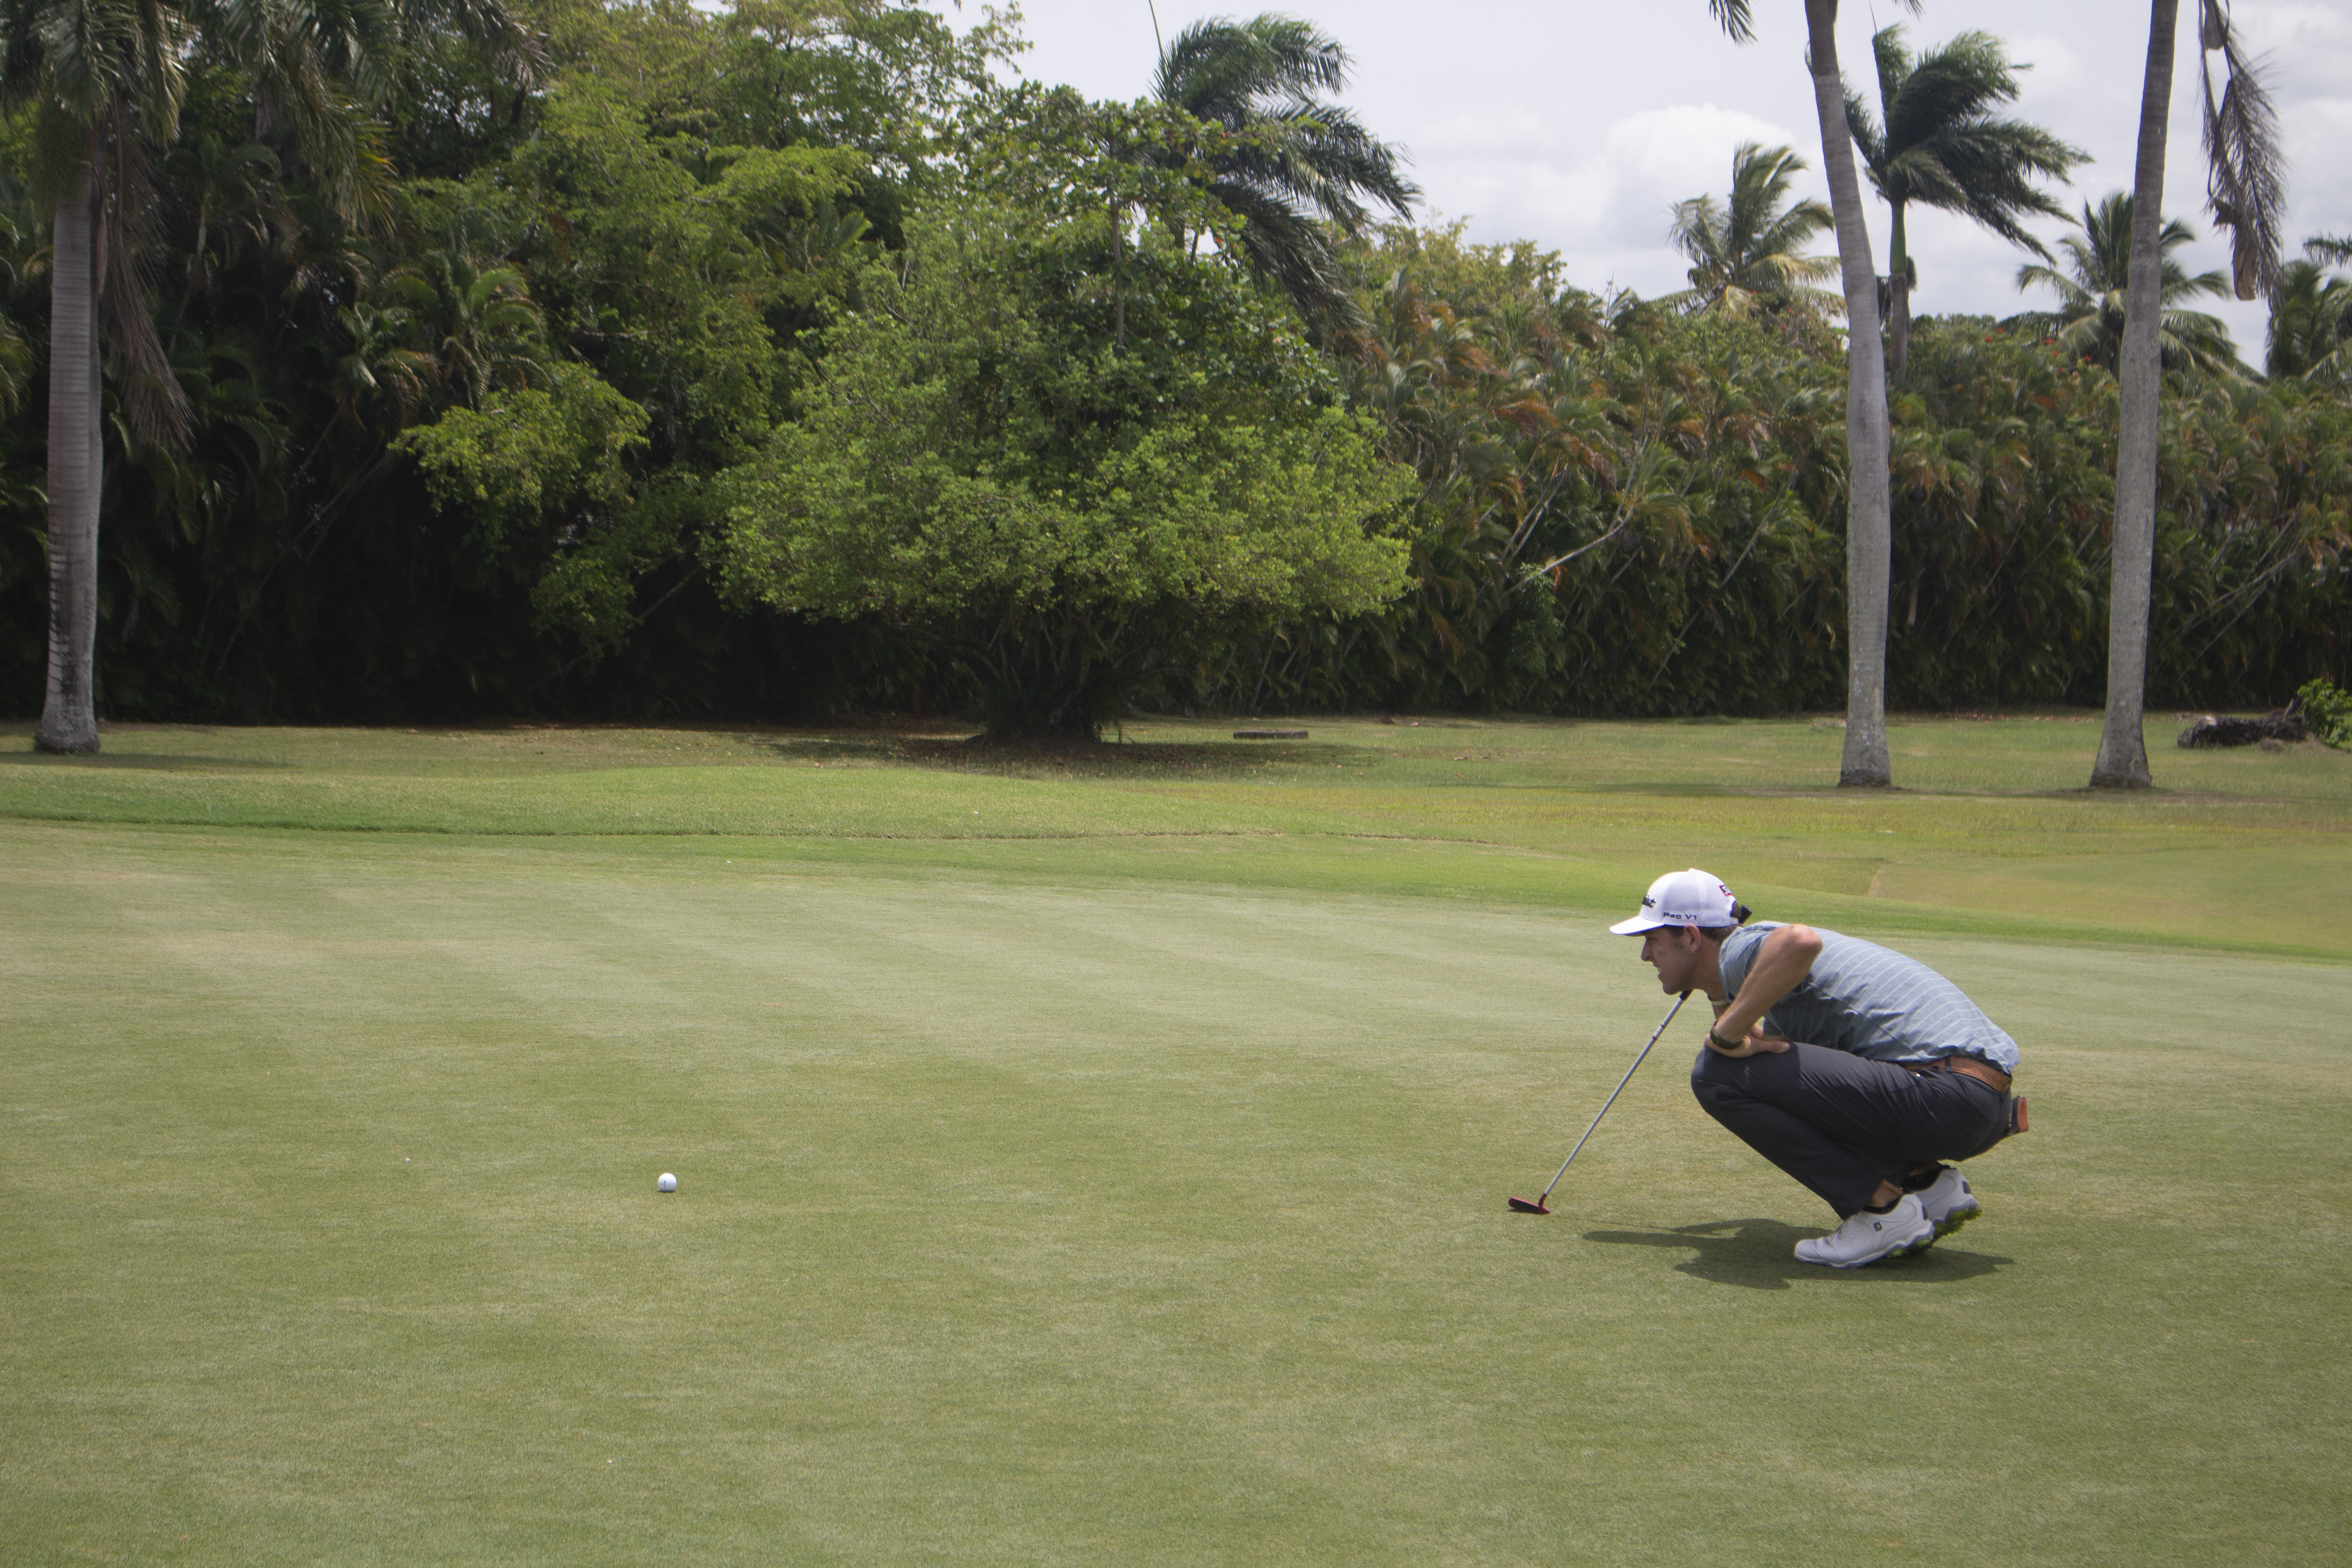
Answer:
[
  {"left": 388, "top": 252, "right": 548, "bottom": 409},
  {"left": 329, "top": 303, "right": 437, "bottom": 430},
  {"left": 4, "top": 0, "right": 542, "bottom": 754},
  {"left": 1148, "top": 13, "right": 1416, "bottom": 333},
  {"left": 3, "top": 0, "right": 186, "bottom": 753},
  {"left": 2091, "top": 0, "right": 2283, "bottom": 790},
  {"left": 2015, "top": 193, "right": 2237, "bottom": 376},
  {"left": 2266, "top": 255, "right": 2352, "bottom": 382},
  {"left": 1706, "top": 0, "right": 1902, "bottom": 787},
  {"left": 1665, "top": 142, "right": 1841, "bottom": 319},
  {"left": 1847, "top": 24, "right": 2086, "bottom": 374},
  {"left": 166, "top": 132, "right": 288, "bottom": 309},
  {"left": 0, "top": 178, "right": 40, "bottom": 412}
]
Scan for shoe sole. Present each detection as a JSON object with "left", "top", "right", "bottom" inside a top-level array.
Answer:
[
  {"left": 1928, "top": 1199, "right": 1982, "bottom": 1239},
  {"left": 1833, "top": 1231, "right": 1938, "bottom": 1267},
  {"left": 1798, "top": 1225, "right": 1939, "bottom": 1269}
]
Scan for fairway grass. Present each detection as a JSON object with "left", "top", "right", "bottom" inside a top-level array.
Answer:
[
  {"left": 3, "top": 716, "right": 2347, "bottom": 1565},
  {"left": 5, "top": 711, "right": 2351, "bottom": 959}
]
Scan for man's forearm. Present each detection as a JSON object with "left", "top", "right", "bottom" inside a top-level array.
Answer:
[{"left": 1714, "top": 926, "right": 1821, "bottom": 1039}]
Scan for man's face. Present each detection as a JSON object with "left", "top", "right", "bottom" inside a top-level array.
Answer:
[{"left": 1638, "top": 926, "right": 1703, "bottom": 993}]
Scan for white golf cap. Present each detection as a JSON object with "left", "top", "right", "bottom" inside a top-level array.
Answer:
[{"left": 1609, "top": 869, "right": 1741, "bottom": 935}]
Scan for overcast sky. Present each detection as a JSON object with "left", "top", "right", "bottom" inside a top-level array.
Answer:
[{"left": 944, "top": 1, "right": 2352, "bottom": 364}]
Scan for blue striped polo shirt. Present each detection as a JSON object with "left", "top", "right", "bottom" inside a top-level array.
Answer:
[{"left": 1717, "top": 923, "right": 2021, "bottom": 1074}]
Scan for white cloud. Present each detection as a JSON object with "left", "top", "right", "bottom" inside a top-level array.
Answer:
[
  {"left": 1602, "top": 106, "right": 1809, "bottom": 213},
  {"left": 945, "top": 0, "right": 2352, "bottom": 345},
  {"left": 2234, "top": 2, "right": 2352, "bottom": 53},
  {"left": 2004, "top": 34, "right": 2085, "bottom": 96},
  {"left": 1418, "top": 103, "right": 1814, "bottom": 294},
  {"left": 2284, "top": 98, "right": 2352, "bottom": 222}
]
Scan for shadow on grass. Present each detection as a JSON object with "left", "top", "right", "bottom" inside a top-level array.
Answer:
[{"left": 1583, "top": 1217, "right": 2011, "bottom": 1289}]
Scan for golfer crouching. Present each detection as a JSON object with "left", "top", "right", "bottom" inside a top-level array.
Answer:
[{"left": 1612, "top": 869, "right": 2024, "bottom": 1269}]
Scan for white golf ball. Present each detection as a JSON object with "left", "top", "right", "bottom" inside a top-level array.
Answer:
[{"left": 657, "top": 1172, "right": 678, "bottom": 1193}]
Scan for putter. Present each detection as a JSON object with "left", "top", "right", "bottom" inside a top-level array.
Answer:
[{"left": 1509, "top": 990, "right": 1692, "bottom": 1215}]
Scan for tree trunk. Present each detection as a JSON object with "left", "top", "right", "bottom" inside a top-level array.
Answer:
[
  {"left": 1805, "top": 0, "right": 1893, "bottom": 786},
  {"left": 34, "top": 162, "right": 103, "bottom": 756},
  {"left": 1886, "top": 201, "right": 1912, "bottom": 378},
  {"left": 1885, "top": 272, "right": 1911, "bottom": 378},
  {"left": 2092, "top": 0, "right": 2179, "bottom": 790}
]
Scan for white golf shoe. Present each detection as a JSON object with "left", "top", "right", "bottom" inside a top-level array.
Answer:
[
  {"left": 1912, "top": 1166, "right": 1981, "bottom": 1237},
  {"left": 1793, "top": 1194, "right": 1936, "bottom": 1269}
]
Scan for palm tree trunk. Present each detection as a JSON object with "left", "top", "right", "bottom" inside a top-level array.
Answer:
[
  {"left": 2092, "top": 0, "right": 2179, "bottom": 790},
  {"left": 1886, "top": 201, "right": 1912, "bottom": 378},
  {"left": 34, "top": 162, "right": 103, "bottom": 756},
  {"left": 1805, "top": 0, "right": 1892, "bottom": 785}
]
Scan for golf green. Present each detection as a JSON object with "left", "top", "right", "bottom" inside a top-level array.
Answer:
[{"left": 3, "top": 715, "right": 2346, "bottom": 1565}]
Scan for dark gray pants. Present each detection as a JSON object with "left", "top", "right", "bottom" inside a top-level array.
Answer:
[{"left": 1689, "top": 1044, "right": 2013, "bottom": 1217}]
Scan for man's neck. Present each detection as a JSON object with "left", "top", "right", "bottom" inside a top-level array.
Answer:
[{"left": 1698, "top": 941, "right": 1727, "bottom": 1004}]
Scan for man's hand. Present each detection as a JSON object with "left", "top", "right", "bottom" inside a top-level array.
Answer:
[{"left": 1705, "top": 1019, "right": 1792, "bottom": 1057}]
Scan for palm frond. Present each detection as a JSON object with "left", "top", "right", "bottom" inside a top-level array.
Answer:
[
  {"left": 1844, "top": 88, "right": 1886, "bottom": 176},
  {"left": 2198, "top": 0, "right": 2285, "bottom": 303},
  {"left": 1881, "top": 31, "right": 2018, "bottom": 149},
  {"left": 1156, "top": 15, "right": 1344, "bottom": 123},
  {"left": 2266, "top": 258, "right": 2352, "bottom": 380},
  {"left": 1853, "top": 23, "right": 2087, "bottom": 269},
  {"left": 1667, "top": 194, "right": 1727, "bottom": 274},
  {"left": 96, "top": 91, "right": 189, "bottom": 443},
  {"left": 2018, "top": 192, "right": 2243, "bottom": 375},
  {"left": 1151, "top": 13, "right": 1411, "bottom": 327},
  {"left": 1666, "top": 143, "right": 1837, "bottom": 319}
]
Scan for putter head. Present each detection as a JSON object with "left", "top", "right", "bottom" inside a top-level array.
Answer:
[{"left": 1506, "top": 1196, "right": 1550, "bottom": 1215}]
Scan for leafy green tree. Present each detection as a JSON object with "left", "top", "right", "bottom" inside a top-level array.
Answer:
[
  {"left": 2298, "top": 678, "right": 2352, "bottom": 749},
  {"left": 2016, "top": 192, "right": 2238, "bottom": 375},
  {"left": 328, "top": 302, "right": 439, "bottom": 429},
  {"left": 164, "top": 132, "right": 287, "bottom": 304},
  {"left": 1328, "top": 259, "right": 1851, "bottom": 719},
  {"left": 3, "top": 0, "right": 541, "bottom": 752},
  {"left": 1664, "top": 142, "right": 1839, "bottom": 319},
  {"left": 1846, "top": 24, "right": 2085, "bottom": 372},
  {"left": 0, "top": 0, "right": 1028, "bottom": 722},
  {"left": 387, "top": 251, "right": 548, "bottom": 408},
  {"left": 5, "top": 0, "right": 2336, "bottom": 735},
  {"left": 368, "top": 72, "right": 871, "bottom": 676},
  {"left": 537, "top": 0, "right": 1017, "bottom": 182},
  {"left": 0, "top": 189, "right": 31, "bottom": 412},
  {"left": 1242, "top": 239, "right": 2348, "bottom": 722},
  {"left": 1345, "top": 217, "right": 1570, "bottom": 320},
  {"left": 1147, "top": 12, "right": 1416, "bottom": 334},
  {"left": 716, "top": 200, "right": 1412, "bottom": 736},
  {"left": 472, "top": 78, "right": 867, "bottom": 466},
  {"left": 397, "top": 361, "right": 654, "bottom": 651}
]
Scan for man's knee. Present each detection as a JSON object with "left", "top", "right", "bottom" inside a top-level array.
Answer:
[{"left": 1689, "top": 1048, "right": 1740, "bottom": 1118}]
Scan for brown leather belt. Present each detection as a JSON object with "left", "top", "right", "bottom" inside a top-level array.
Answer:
[{"left": 1916, "top": 1055, "right": 2012, "bottom": 1093}]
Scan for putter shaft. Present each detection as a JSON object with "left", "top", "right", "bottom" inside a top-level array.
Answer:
[{"left": 1529, "top": 990, "right": 1691, "bottom": 1207}]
